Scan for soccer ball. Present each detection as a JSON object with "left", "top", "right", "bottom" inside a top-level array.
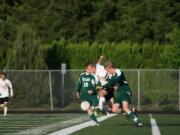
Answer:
[{"left": 80, "top": 101, "right": 90, "bottom": 111}]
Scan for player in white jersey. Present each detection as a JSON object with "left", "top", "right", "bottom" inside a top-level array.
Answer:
[
  {"left": 0, "top": 72, "right": 13, "bottom": 117},
  {"left": 93, "top": 56, "right": 114, "bottom": 113}
]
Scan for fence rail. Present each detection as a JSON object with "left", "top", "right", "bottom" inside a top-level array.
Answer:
[{"left": 3, "top": 69, "right": 180, "bottom": 112}]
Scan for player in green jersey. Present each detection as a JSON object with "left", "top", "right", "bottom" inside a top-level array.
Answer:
[
  {"left": 76, "top": 63, "right": 99, "bottom": 126},
  {"left": 102, "top": 61, "right": 143, "bottom": 127}
]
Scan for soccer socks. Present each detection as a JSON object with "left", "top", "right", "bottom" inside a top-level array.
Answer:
[
  {"left": 127, "top": 112, "right": 138, "bottom": 123},
  {"left": 90, "top": 114, "right": 98, "bottom": 123},
  {"left": 98, "top": 97, "right": 105, "bottom": 110},
  {"left": 4, "top": 106, "right": 7, "bottom": 117}
]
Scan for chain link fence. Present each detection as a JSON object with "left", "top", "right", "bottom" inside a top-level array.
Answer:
[{"left": 4, "top": 69, "right": 180, "bottom": 112}]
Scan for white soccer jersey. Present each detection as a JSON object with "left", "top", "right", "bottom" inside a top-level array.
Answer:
[
  {"left": 95, "top": 63, "right": 107, "bottom": 78},
  {"left": 0, "top": 79, "right": 9, "bottom": 98},
  {"left": 95, "top": 63, "right": 108, "bottom": 85},
  {"left": 91, "top": 73, "right": 99, "bottom": 85}
]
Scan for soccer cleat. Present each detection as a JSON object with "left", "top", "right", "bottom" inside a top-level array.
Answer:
[
  {"left": 125, "top": 113, "right": 130, "bottom": 122},
  {"left": 93, "top": 121, "right": 100, "bottom": 126},
  {"left": 3, "top": 115, "right": 7, "bottom": 118},
  {"left": 97, "top": 108, "right": 107, "bottom": 115},
  {"left": 101, "top": 109, "right": 107, "bottom": 115},
  {"left": 136, "top": 122, "right": 143, "bottom": 127}
]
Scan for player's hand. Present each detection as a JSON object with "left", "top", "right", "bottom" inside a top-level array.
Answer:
[
  {"left": 88, "top": 90, "right": 93, "bottom": 95},
  {"left": 100, "top": 55, "right": 104, "bottom": 59},
  {"left": 96, "top": 86, "right": 103, "bottom": 89},
  {"left": 76, "top": 92, "right": 80, "bottom": 99},
  {"left": 114, "top": 86, "right": 118, "bottom": 90}
]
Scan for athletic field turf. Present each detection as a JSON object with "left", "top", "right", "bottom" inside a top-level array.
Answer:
[
  {"left": 0, "top": 113, "right": 180, "bottom": 135},
  {"left": 0, "top": 113, "right": 89, "bottom": 135},
  {"left": 72, "top": 114, "right": 180, "bottom": 135}
]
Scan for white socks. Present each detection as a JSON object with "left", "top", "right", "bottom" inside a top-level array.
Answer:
[
  {"left": 98, "top": 97, "right": 105, "bottom": 110},
  {"left": 4, "top": 106, "right": 7, "bottom": 116}
]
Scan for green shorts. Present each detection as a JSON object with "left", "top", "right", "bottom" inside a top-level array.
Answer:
[
  {"left": 114, "top": 85, "right": 132, "bottom": 105},
  {"left": 81, "top": 95, "right": 99, "bottom": 107}
]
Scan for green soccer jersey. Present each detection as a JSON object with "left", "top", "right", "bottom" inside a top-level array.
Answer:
[
  {"left": 103, "top": 69, "right": 130, "bottom": 90},
  {"left": 103, "top": 69, "right": 132, "bottom": 104},
  {"left": 77, "top": 72, "right": 98, "bottom": 98}
]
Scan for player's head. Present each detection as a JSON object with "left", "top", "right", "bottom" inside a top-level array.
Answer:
[
  {"left": 104, "top": 61, "right": 115, "bottom": 74},
  {"left": 0, "top": 71, "right": 6, "bottom": 80},
  {"left": 91, "top": 64, "right": 96, "bottom": 74},
  {"left": 85, "top": 62, "right": 94, "bottom": 73}
]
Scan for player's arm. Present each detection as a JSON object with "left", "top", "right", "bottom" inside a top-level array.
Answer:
[
  {"left": 7, "top": 80, "right": 14, "bottom": 97},
  {"left": 10, "top": 87, "right": 13, "bottom": 98},
  {"left": 102, "top": 77, "right": 117, "bottom": 89},
  {"left": 76, "top": 76, "right": 82, "bottom": 99},
  {"left": 93, "top": 74, "right": 101, "bottom": 90},
  {"left": 97, "top": 55, "right": 104, "bottom": 64}
]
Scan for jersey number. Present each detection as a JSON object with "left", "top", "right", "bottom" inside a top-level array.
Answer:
[{"left": 83, "top": 82, "right": 88, "bottom": 87}]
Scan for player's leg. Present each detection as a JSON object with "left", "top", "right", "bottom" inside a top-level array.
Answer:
[
  {"left": 112, "top": 103, "right": 121, "bottom": 113},
  {"left": 3, "top": 97, "right": 9, "bottom": 117},
  {"left": 105, "top": 88, "right": 114, "bottom": 112},
  {"left": 98, "top": 89, "right": 106, "bottom": 111},
  {"left": 122, "top": 101, "right": 143, "bottom": 127},
  {"left": 89, "top": 96, "right": 99, "bottom": 125},
  {"left": 109, "top": 96, "right": 114, "bottom": 106},
  {"left": 0, "top": 98, "right": 4, "bottom": 116},
  {"left": 3, "top": 101, "right": 8, "bottom": 117},
  {"left": 87, "top": 108, "right": 99, "bottom": 126},
  {"left": 107, "top": 97, "right": 114, "bottom": 112},
  {"left": 122, "top": 101, "right": 137, "bottom": 121},
  {"left": 120, "top": 85, "right": 143, "bottom": 127}
]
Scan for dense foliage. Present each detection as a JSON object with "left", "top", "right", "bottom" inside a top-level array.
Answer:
[
  {"left": 43, "top": 40, "right": 180, "bottom": 69},
  {"left": 0, "top": 0, "right": 180, "bottom": 69}
]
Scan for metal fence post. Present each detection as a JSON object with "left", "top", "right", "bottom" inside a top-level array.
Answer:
[
  {"left": 179, "top": 68, "right": 180, "bottom": 111},
  {"left": 62, "top": 74, "right": 65, "bottom": 107},
  {"left": 137, "top": 69, "right": 141, "bottom": 111},
  {"left": 61, "top": 63, "right": 66, "bottom": 108},
  {"left": 48, "top": 70, "right": 53, "bottom": 111}
]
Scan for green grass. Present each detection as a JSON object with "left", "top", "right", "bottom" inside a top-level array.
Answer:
[
  {"left": 0, "top": 113, "right": 180, "bottom": 135},
  {"left": 72, "top": 114, "right": 151, "bottom": 135},
  {"left": 72, "top": 114, "right": 180, "bottom": 135},
  {"left": 0, "top": 113, "right": 89, "bottom": 135},
  {"left": 153, "top": 114, "right": 180, "bottom": 135}
]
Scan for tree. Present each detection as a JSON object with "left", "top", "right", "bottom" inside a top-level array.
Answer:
[
  {"left": 6, "top": 23, "right": 47, "bottom": 69},
  {"left": 164, "top": 27, "right": 180, "bottom": 68}
]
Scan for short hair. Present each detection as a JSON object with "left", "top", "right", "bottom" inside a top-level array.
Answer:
[
  {"left": 85, "top": 62, "right": 94, "bottom": 68},
  {"left": 104, "top": 61, "right": 115, "bottom": 68},
  {"left": 0, "top": 71, "right": 5, "bottom": 75},
  {"left": 0, "top": 71, "right": 5, "bottom": 78}
]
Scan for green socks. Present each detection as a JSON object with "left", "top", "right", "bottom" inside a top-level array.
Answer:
[
  {"left": 127, "top": 112, "right": 138, "bottom": 123},
  {"left": 90, "top": 114, "right": 98, "bottom": 123}
]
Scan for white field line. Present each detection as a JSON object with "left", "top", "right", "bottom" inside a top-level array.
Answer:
[
  {"left": 149, "top": 114, "right": 161, "bottom": 135},
  {"left": 49, "top": 114, "right": 117, "bottom": 135},
  {"left": 12, "top": 115, "right": 89, "bottom": 135}
]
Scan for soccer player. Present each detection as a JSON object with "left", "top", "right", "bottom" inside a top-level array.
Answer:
[
  {"left": 0, "top": 72, "right": 13, "bottom": 117},
  {"left": 93, "top": 55, "right": 114, "bottom": 112},
  {"left": 76, "top": 63, "right": 99, "bottom": 126},
  {"left": 102, "top": 61, "right": 143, "bottom": 127}
]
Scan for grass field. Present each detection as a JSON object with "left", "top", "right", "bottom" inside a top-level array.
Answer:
[
  {"left": 0, "top": 113, "right": 180, "bottom": 135},
  {"left": 72, "top": 114, "right": 180, "bottom": 135},
  {"left": 0, "top": 113, "right": 89, "bottom": 135}
]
